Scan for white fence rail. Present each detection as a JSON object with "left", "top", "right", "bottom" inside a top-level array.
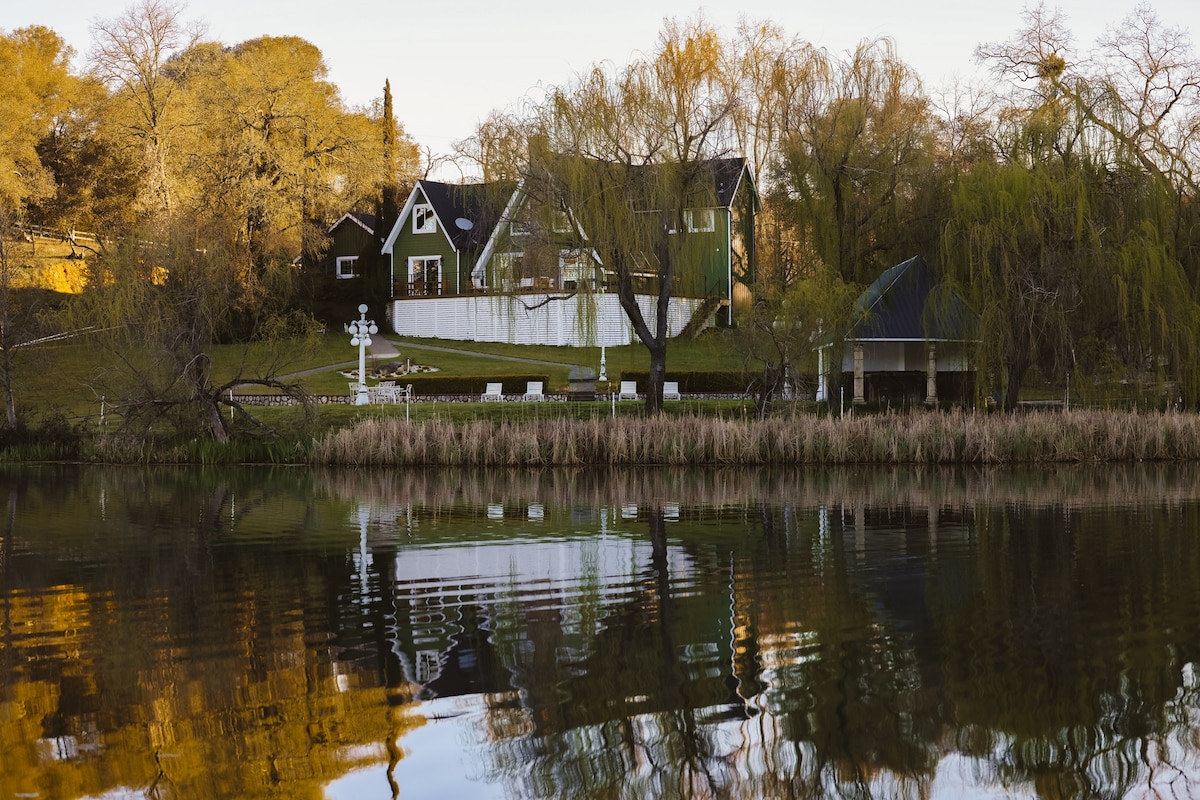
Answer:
[{"left": 8, "top": 224, "right": 104, "bottom": 246}]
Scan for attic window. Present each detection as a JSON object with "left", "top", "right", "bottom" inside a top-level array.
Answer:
[
  {"left": 335, "top": 256, "right": 358, "bottom": 279},
  {"left": 414, "top": 204, "right": 436, "bottom": 234}
]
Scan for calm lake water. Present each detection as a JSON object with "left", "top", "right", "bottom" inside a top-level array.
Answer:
[{"left": 4, "top": 464, "right": 1200, "bottom": 799}]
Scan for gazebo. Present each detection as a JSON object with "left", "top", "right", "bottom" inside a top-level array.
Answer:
[{"left": 819, "top": 256, "right": 979, "bottom": 405}]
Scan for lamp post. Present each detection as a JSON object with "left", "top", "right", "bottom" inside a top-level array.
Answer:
[{"left": 348, "top": 303, "right": 378, "bottom": 406}]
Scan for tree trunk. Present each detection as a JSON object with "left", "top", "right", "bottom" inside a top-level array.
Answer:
[
  {"left": 646, "top": 342, "right": 666, "bottom": 414},
  {"left": 202, "top": 394, "right": 230, "bottom": 443},
  {"left": 0, "top": 346, "right": 16, "bottom": 429},
  {"left": 0, "top": 232, "right": 17, "bottom": 429},
  {"left": 612, "top": 248, "right": 670, "bottom": 415},
  {"left": 1002, "top": 359, "right": 1028, "bottom": 412}
]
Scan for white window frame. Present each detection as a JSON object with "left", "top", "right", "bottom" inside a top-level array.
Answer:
[
  {"left": 413, "top": 204, "right": 437, "bottom": 234},
  {"left": 408, "top": 256, "right": 442, "bottom": 294},
  {"left": 685, "top": 208, "right": 715, "bottom": 233},
  {"left": 335, "top": 255, "right": 359, "bottom": 279}
]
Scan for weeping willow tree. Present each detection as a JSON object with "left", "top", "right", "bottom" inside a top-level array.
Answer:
[
  {"left": 526, "top": 18, "right": 740, "bottom": 413},
  {"left": 771, "top": 38, "right": 939, "bottom": 286},
  {"left": 946, "top": 145, "right": 1200, "bottom": 410},
  {"left": 956, "top": 3, "right": 1200, "bottom": 410},
  {"left": 67, "top": 223, "right": 322, "bottom": 442}
]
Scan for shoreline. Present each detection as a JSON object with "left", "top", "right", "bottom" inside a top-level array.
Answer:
[
  {"left": 10, "top": 407, "right": 1198, "bottom": 466},
  {"left": 310, "top": 407, "right": 1200, "bottom": 467}
]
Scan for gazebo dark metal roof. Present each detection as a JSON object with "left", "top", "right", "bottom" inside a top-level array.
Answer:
[{"left": 849, "top": 256, "right": 979, "bottom": 342}]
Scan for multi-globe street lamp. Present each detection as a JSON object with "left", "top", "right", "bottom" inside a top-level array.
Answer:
[{"left": 348, "top": 303, "right": 378, "bottom": 406}]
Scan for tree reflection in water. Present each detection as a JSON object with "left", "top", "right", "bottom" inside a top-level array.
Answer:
[{"left": 3, "top": 464, "right": 1200, "bottom": 798}]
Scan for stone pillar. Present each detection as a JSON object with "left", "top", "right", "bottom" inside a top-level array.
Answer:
[
  {"left": 852, "top": 343, "right": 865, "bottom": 404},
  {"left": 925, "top": 344, "right": 938, "bottom": 405}
]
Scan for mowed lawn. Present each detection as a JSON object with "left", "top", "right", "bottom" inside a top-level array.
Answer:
[{"left": 12, "top": 328, "right": 751, "bottom": 427}]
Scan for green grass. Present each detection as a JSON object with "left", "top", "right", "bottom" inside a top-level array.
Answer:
[
  {"left": 9, "top": 327, "right": 752, "bottom": 430},
  {"left": 248, "top": 328, "right": 748, "bottom": 396},
  {"left": 15, "top": 323, "right": 1176, "bottom": 450},
  {"left": 394, "top": 328, "right": 747, "bottom": 376}
]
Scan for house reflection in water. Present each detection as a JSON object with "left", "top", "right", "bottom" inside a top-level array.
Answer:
[{"left": 376, "top": 501, "right": 694, "bottom": 704}]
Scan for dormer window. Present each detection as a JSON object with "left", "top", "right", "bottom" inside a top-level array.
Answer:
[{"left": 414, "top": 204, "right": 436, "bottom": 233}]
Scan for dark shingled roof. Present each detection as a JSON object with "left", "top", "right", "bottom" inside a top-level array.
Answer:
[
  {"left": 849, "top": 256, "right": 979, "bottom": 341},
  {"left": 418, "top": 180, "right": 518, "bottom": 251},
  {"left": 623, "top": 156, "right": 751, "bottom": 209},
  {"left": 706, "top": 157, "right": 752, "bottom": 208},
  {"left": 539, "top": 155, "right": 753, "bottom": 210}
]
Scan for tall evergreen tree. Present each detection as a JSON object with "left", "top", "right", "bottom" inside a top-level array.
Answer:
[{"left": 370, "top": 79, "right": 402, "bottom": 314}]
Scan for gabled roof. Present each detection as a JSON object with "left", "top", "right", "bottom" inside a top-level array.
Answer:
[
  {"left": 849, "top": 256, "right": 978, "bottom": 342},
  {"left": 383, "top": 180, "right": 517, "bottom": 254},
  {"left": 327, "top": 211, "right": 376, "bottom": 236},
  {"left": 543, "top": 155, "right": 755, "bottom": 211},
  {"left": 708, "top": 157, "right": 756, "bottom": 209}
]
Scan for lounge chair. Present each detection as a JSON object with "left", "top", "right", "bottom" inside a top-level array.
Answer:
[
  {"left": 482, "top": 382, "right": 504, "bottom": 401},
  {"left": 618, "top": 381, "right": 639, "bottom": 400},
  {"left": 523, "top": 381, "right": 544, "bottom": 401},
  {"left": 663, "top": 381, "right": 681, "bottom": 401},
  {"left": 380, "top": 383, "right": 411, "bottom": 403}
]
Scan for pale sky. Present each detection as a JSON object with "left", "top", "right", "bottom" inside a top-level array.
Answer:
[{"left": 6, "top": 0, "right": 1197, "bottom": 170}]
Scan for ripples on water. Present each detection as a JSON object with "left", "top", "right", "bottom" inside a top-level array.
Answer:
[{"left": 5, "top": 465, "right": 1200, "bottom": 798}]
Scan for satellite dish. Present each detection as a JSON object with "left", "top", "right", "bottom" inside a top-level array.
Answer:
[{"left": 455, "top": 217, "right": 474, "bottom": 231}]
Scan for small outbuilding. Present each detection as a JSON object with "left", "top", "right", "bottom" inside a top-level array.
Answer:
[{"left": 818, "top": 256, "right": 979, "bottom": 405}]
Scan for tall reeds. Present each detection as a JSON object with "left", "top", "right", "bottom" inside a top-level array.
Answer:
[{"left": 310, "top": 408, "right": 1200, "bottom": 466}]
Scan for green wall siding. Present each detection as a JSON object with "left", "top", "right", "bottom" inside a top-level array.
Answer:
[
  {"left": 327, "top": 221, "right": 375, "bottom": 275},
  {"left": 389, "top": 190, "right": 462, "bottom": 295}
]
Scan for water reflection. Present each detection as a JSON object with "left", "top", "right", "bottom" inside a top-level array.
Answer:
[{"left": 3, "top": 464, "right": 1200, "bottom": 798}]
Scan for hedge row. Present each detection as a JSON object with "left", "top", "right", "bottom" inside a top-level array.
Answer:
[{"left": 401, "top": 374, "right": 550, "bottom": 396}]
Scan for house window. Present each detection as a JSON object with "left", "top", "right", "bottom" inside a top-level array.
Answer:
[
  {"left": 408, "top": 256, "right": 442, "bottom": 295},
  {"left": 413, "top": 204, "right": 436, "bottom": 234},
  {"left": 335, "top": 256, "right": 358, "bottom": 279},
  {"left": 685, "top": 209, "right": 715, "bottom": 232}
]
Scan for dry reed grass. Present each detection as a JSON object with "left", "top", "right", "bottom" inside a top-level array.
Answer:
[{"left": 310, "top": 409, "right": 1200, "bottom": 466}]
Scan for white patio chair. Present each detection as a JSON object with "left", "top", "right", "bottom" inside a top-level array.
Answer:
[
  {"left": 618, "top": 381, "right": 639, "bottom": 400},
  {"left": 482, "top": 382, "right": 504, "bottom": 401},
  {"left": 663, "top": 381, "right": 681, "bottom": 401},
  {"left": 523, "top": 381, "right": 544, "bottom": 401}
]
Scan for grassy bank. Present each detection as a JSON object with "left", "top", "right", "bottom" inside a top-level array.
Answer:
[{"left": 311, "top": 408, "right": 1200, "bottom": 466}]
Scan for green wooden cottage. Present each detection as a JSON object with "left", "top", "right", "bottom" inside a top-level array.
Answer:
[
  {"left": 362, "top": 157, "right": 757, "bottom": 346},
  {"left": 325, "top": 211, "right": 376, "bottom": 281}
]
